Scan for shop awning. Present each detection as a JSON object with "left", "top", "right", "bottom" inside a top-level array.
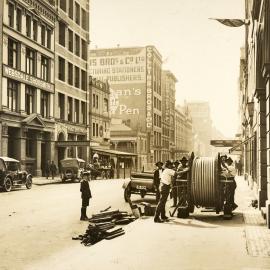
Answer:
[
  {"left": 228, "top": 135, "right": 255, "bottom": 154},
  {"left": 91, "top": 147, "right": 137, "bottom": 157},
  {"left": 56, "top": 140, "right": 90, "bottom": 147}
]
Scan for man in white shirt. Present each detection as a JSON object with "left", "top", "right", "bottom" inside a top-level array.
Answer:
[{"left": 154, "top": 160, "right": 176, "bottom": 223}]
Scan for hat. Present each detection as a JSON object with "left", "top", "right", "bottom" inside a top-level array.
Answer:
[
  {"left": 226, "top": 157, "right": 233, "bottom": 163},
  {"left": 180, "top": 156, "right": 188, "bottom": 163},
  {"left": 174, "top": 160, "right": 180, "bottom": 165},
  {"left": 155, "top": 161, "right": 163, "bottom": 166},
  {"left": 165, "top": 160, "right": 173, "bottom": 167}
]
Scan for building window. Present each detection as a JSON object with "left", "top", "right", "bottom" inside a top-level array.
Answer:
[
  {"left": 58, "top": 93, "right": 65, "bottom": 120},
  {"left": 41, "top": 56, "right": 49, "bottom": 81},
  {"left": 41, "top": 24, "right": 46, "bottom": 46},
  {"left": 8, "top": 3, "right": 14, "bottom": 28},
  {"left": 40, "top": 91, "right": 49, "bottom": 118},
  {"left": 33, "top": 20, "right": 38, "bottom": 41},
  {"left": 58, "top": 56, "right": 65, "bottom": 81},
  {"left": 93, "top": 94, "right": 96, "bottom": 108},
  {"left": 68, "top": 62, "right": 73, "bottom": 85},
  {"left": 81, "top": 39, "right": 87, "bottom": 60},
  {"left": 68, "top": 29, "right": 73, "bottom": 52},
  {"left": 8, "top": 80, "right": 18, "bottom": 112},
  {"left": 92, "top": 123, "right": 95, "bottom": 137},
  {"left": 81, "top": 101, "right": 86, "bottom": 124},
  {"left": 75, "top": 34, "right": 80, "bottom": 56},
  {"left": 47, "top": 29, "right": 51, "bottom": 49},
  {"left": 96, "top": 123, "right": 99, "bottom": 137},
  {"left": 81, "top": 70, "right": 86, "bottom": 90},
  {"left": 69, "top": 0, "right": 73, "bottom": 18},
  {"left": 59, "top": 21, "right": 66, "bottom": 47},
  {"left": 16, "top": 8, "right": 22, "bottom": 32},
  {"left": 75, "top": 2, "right": 80, "bottom": 25},
  {"left": 104, "top": 98, "right": 108, "bottom": 112},
  {"left": 25, "top": 86, "right": 35, "bottom": 115},
  {"left": 26, "top": 15, "right": 31, "bottom": 38},
  {"left": 8, "top": 38, "right": 19, "bottom": 69},
  {"left": 67, "top": 97, "right": 73, "bottom": 121},
  {"left": 75, "top": 99, "right": 79, "bottom": 123},
  {"left": 60, "top": 0, "right": 66, "bottom": 11},
  {"left": 81, "top": 8, "right": 87, "bottom": 30},
  {"left": 25, "top": 48, "right": 36, "bottom": 75},
  {"left": 75, "top": 66, "right": 80, "bottom": 88}
]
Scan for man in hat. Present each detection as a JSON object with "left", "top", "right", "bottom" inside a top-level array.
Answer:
[
  {"left": 153, "top": 161, "right": 163, "bottom": 203},
  {"left": 171, "top": 157, "right": 189, "bottom": 207},
  {"left": 223, "top": 157, "right": 238, "bottom": 211},
  {"left": 154, "top": 160, "right": 184, "bottom": 223}
]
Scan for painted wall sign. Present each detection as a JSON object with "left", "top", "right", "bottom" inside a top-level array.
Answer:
[
  {"left": 146, "top": 46, "right": 153, "bottom": 130},
  {"left": 3, "top": 65, "right": 54, "bottom": 93}
]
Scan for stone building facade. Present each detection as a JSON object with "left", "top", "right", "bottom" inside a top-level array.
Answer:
[{"left": 0, "top": 0, "right": 56, "bottom": 175}]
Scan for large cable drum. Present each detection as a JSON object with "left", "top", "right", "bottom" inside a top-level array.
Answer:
[{"left": 191, "top": 156, "right": 219, "bottom": 208}]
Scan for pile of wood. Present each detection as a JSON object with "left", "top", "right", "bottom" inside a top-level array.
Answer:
[{"left": 73, "top": 209, "right": 136, "bottom": 246}]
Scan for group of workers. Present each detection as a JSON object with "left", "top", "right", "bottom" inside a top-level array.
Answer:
[{"left": 153, "top": 154, "right": 238, "bottom": 223}]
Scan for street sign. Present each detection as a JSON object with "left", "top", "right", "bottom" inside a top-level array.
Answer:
[{"left": 210, "top": 140, "right": 241, "bottom": 147}]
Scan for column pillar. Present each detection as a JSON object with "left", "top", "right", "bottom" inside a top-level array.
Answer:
[
  {"left": 19, "top": 127, "right": 27, "bottom": 171},
  {"left": 1, "top": 124, "right": 8, "bottom": 156},
  {"left": 255, "top": 88, "right": 267, "bottom": 208},
  {"left": 35, "top": 132, "right": 42, "bottom": 176}
]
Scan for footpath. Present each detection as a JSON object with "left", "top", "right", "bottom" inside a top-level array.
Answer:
[{"left": 27, "top": 176, "right": 270, "bottom": 270}]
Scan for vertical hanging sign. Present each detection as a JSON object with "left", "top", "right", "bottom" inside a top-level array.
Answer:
[{"left": 146, "top": 46, "right": 153, "bottom": 130}]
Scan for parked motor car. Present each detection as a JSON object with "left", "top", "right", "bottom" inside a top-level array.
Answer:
[
  {"left": 60, "top": 158, "right": 86, "bottom": 182},
  {"left": 122, "top": 171, "right": 156, "bottom": 202},
  {"left": 0, "top": 157, "right": 32, "bottom": 192}
]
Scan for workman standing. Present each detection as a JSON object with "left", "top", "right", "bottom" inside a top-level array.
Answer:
[
  {"left": 154, "top": 160, "right": 176, "bottom": 223},
  {"left": 172, "top": 157, "right": 189, "bottom": 207},
  {"left": 223, "top": 157, "right": 238, "bottom": 211},
  {"left": 153, "top": 161, "right": 164, "bottom": 203},
  {"left": 171, "top": 160, "right": 180, "bottom": 207},
  {"left": 80, "top": 176, "right": 92, "bottom": 220}
]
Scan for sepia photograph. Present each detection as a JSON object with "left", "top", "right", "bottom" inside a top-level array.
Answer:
[{"left": 0, "top": 0, "right": 270, "bottom": 269}]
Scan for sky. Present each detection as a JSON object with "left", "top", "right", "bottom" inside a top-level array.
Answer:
[{"left": 90, "top": 0, "right": 245, "bottom": 138}]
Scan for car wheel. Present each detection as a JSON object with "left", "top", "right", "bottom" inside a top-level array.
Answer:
[
  {"left": 124, "top": 185, "right": 131, "bottom": 202},
  {"left": 3, "top": 177, "right": 12, "bottom": 192},
  {"left": 26, "top": 176, "right": 32, "bottom": 189}
]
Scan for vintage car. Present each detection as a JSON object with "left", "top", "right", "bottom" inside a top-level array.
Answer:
[
  {"left": 122, "top": 171, "right": 156, "bottom": 202},
  {"left": 60, "top": 158, "right": 86, "bottom": 182},
  {"left": 0, "top": 157, "right": 32, "bottom": 192}
]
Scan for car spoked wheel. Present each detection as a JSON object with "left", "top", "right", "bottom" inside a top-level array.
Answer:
[
  {"left": 26, "top": 176, "right": 32, "bottom": 189},
  {"left": 3, "top": 177, "right": 12, "bottom": 192}
]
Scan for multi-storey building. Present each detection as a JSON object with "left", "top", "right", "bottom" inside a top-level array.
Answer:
[
  {"left": 89, "top": 46, "right": 162, "bottom": 166},
  {"left": 237, "top": 0, "right": 270, "bottom": 228},
  {"left": 186, "top": 101, "right": 213, "bottom": 156},
  {"left": 174, "top": 105, "right": 193, "bottom": 159},
  {"left": 161, "top": 70, "right": 177, "bottom": 160},
  {"left": 54, "top": 0, "right": 90, "bottom": 167},
  {"left": 89, "top": 77, "right": 110, "bottom": 155},
  {"left": 0, "top": 0, "right": 56, "bottom": 175}
]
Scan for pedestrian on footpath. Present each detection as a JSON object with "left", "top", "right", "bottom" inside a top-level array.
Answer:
[
  {"left": 50, "top": 161, "right": 57, "bottom": 180},
  {"left": 153, "top": 161, "right": 163, "bottom": 203},
  {"left": 45, "top": 160, "right": 50, "bottom": 179},
  {"left": 154, "top": 160, "right": 176, "bottom": 223},
  {"left": 80, "top": 176, "right": 92, "bottom": 220}
]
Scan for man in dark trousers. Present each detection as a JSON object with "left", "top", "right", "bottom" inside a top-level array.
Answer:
[
  {"left": 50, "top": 161, "right": 57, "bottom": 180},
  {"left": 80, "top": 176, "right": 92, "bottom": 220},
  {"left": 153, "top": 161, "right": 163, "bottom": 203},
  {"left": 45, "top": 160, "right": 50, "bottom": 179},
  {"left": 154, "top": 160, "right": 176, "bottom": 223}
]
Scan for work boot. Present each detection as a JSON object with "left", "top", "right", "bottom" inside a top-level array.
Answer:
[{"left": 84, "top": 207, "right": 89, "bottom": 219}]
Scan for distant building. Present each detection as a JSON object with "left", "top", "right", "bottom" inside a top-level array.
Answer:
[
  {"left": 174, "top": 105, "right": 193, "bottom": 159},
  {"left": 89, "top": 46, "right": 162, "bottom": 166},
  {"left": 161, "top": 70, "right": 177, "bottom": 160},
  {"left": 186, "top": 101, "right": 212, "bottom": 156}
]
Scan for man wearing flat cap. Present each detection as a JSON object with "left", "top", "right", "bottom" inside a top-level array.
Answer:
[{"left": 153, "top": 161, "right": 163, "bottom": 203}]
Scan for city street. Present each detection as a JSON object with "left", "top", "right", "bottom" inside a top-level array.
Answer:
[{"left": 0, "top": 178, "right": 269, "bottom": 270}]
